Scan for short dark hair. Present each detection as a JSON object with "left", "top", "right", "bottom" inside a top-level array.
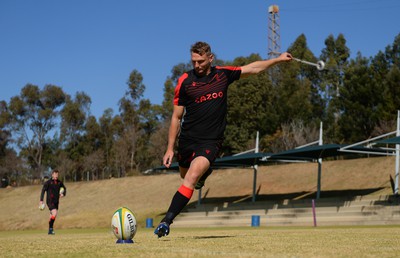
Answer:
[
  {"left": 190, "top": 41, "right": 212, "bottom": 56},
  {"left": 52, "top": 169, "right": 59, "bottom": 174}
]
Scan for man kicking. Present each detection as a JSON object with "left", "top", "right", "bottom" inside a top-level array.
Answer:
[{"left": 155, "top": 41, "right": 292, "bottom": 238}]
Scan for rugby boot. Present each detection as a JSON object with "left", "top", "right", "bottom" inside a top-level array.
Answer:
[{"left": 154, "top": 222, "right": 170, "bottom": 238}]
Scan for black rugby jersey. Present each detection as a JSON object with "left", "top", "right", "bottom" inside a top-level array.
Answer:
[
  {"left": 40, "top": 178, "right": 66, "bottom": 205},
  {"left": 174, "top": 66, "right": 241, "bottom": 141}
]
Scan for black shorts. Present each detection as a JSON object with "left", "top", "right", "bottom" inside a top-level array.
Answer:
[
  {"left": 177, "top": 138, "right": 222, "bottom": 168},
  {"left": 47, "top": 201, "right": 59, "bottom": 210}
]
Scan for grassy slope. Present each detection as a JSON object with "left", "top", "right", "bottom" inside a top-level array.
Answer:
[{"left": 0, "top": 156, "right": 395, "bottom": 231}]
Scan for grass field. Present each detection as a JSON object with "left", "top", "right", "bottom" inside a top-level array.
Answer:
[
  {"left": 1, "top": 226, "right": 400, "bottom": 257},
  {"left": 0, "top": 156, "right": 399, "bottom": 257},
  {"left": 0, "top": 156, "right": 395, "bottom": 231}
]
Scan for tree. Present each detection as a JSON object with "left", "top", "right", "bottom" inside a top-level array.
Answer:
[
  {"left": 287, "top": 34, "right": 326, "bottom": 121},
  {"left": 317, "top": 34, "right": 350, "bottom": 142},
  {"left": 336, "top": 53, "right": 383, "bottom": 142},
  {"left": 60, "top": 92, "right": 91, "bottom": 147},
  {"left": 98, "top": 108, "right": 116, "bottom": 175},
  {"left": 0, "top": 100, "right": 12, "bottom": 158},
  {"left": 82, "top": 149, "right": 104, "bottom": 180},
  {"left": 52, "top": 151, "right": 75, "bottom": 182},
  {"left": 336, "top": 34, "right": 400, "bottom": 143},
  {"left": 135, "top": 99, "right": 163, "bottom": 171},
  {"left": 0, "top": 150, "right": 24, "bottom": 186},
  {"left": 58, "top": 92, "right": 93, "bottom": 180},
  {"left": 0, "top": 101, "right": 23, "bottom": 186},
  {"left": 117, "top": 69, "right": 146, "bottom": 173},
  {"left": 225, "top": 54, "right": 280, "bottom": 154},
  {"left": 262, "top": 35, "right": 319, "bottom": 152},
  {"left": 160, "top": 79, "right": 175, "bottom": 119},
  {"left": 385, "top": 33, "right": 400, "bottom": 67},
  {"left": 379, "top": 33, "right": 400, "bottom": 119},
  {"left": 8, "top": 84, "right": 66, "bottom": 179},
  {"left": 261, "top": 119, "right": 319, "bottom": 152},
  {"left": 146, "top": 119, "right": 170, "bottom": 168}
]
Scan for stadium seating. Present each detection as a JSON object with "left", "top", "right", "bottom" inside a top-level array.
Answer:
[{"left": 173, "top": 195, "right": 400, "bottom": 227}]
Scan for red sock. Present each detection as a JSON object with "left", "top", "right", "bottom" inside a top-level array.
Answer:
[
  {"left": 178, "top": 184, "right": 194, "bottom": 199},
  {"left": 49, "top": 215, "right": 56, "bottom": 228},
  {"left": 163, "top": 185, "right": 194, "bottom": 224}
]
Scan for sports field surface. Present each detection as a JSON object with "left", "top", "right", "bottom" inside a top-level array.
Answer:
[
  {"left": 1, "top": 156, "right": 398, "bottom": 257},
  {"left": 0, "top": 156, "right": 395, "bottom": 231},
  {"left": 1, "top": 226, "right": 399, "bottom": 257}
]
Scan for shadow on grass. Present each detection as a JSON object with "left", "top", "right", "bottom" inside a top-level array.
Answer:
[{"left": 193, "top": 235, "right": 235, "bottom": 239}]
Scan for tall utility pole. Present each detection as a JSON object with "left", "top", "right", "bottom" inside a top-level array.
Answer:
[{"left": 267, "top": 5, "right": 281, "bottom": 58}]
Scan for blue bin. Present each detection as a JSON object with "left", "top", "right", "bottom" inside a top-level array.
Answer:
[
  {"left": 251, "top": 215, "right": 260, "bottom": 227},
  {"left": 146, "top": 218, "right": 153, "bottom": 228}
]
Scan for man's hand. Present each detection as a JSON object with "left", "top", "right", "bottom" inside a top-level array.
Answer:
[
  {"left": 278, "top": 52, "right": 293, "bottom": 62},
  {"left": 39, "top": 201, "right": 45, "bottom": 210},
  {"left": 163, "top": 149, "right": 174, "bottom": 168}
]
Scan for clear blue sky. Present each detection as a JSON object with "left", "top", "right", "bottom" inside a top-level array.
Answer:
[{"left": 1, "top": 0, "right": 399, "bottom": 118}]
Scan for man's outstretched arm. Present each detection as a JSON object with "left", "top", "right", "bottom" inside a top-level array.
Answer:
[{"left": 240, "top": 52, "right": 292, "bottom": 78}]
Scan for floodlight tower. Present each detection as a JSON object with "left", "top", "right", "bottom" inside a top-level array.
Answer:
[{"left": 267, "top": 5, "right": 281, "bottom": 58}]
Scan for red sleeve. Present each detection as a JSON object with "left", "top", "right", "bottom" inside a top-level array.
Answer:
[
  {"left": 216, "top": 65, "right": 241, "bottom": 71},
  {"left": 173, "top": 73, "right": 188, "bottom": 106},
  {"left": 215, "top": 66, "right": 242, "bottom": 83}
]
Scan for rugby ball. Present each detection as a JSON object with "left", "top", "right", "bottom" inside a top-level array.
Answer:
[
  {"left": 59, "top": 187, "right": 65, "bottom": 195},
  {"left": 111, "top": 207, "right": 137, "bottom": 240},
  {"left": 39, "top": 203, "right": 45, "bottom": 211}
]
